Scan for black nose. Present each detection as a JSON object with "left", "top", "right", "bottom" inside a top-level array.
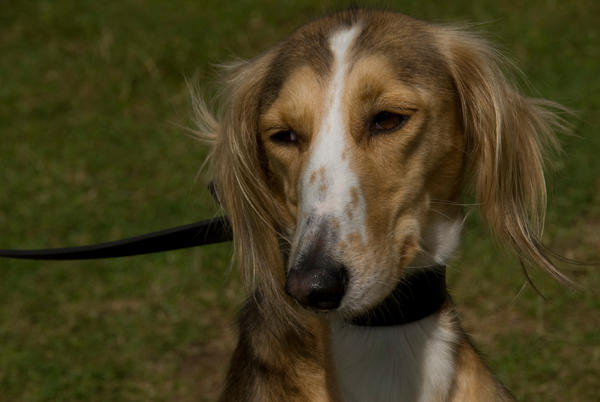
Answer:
[{"left": 285, "top": 254, "right": 348, "bottom": 310}]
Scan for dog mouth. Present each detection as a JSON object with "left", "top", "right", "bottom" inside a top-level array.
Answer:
[
  {"left": 285, "top": 263, "right": 448, "bottom": 327},
  {"left": 284, "top": 216, "right": 440, "bottom": 321},
  {"left": 284, "top": 263, "right": 448, "bottom": 329}
]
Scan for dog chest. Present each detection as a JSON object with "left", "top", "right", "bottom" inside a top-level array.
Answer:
[{"left": 330, "top": 313, "right": 458, "bottom": 402}]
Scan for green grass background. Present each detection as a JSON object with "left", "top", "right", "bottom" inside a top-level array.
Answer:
[{"left": 0, "top": 1, "right": 598, "bottom": 401}]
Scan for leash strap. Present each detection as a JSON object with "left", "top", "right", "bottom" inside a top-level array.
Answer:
[{"left": 0, "top": 216, "right": 232, "bottom": 260}]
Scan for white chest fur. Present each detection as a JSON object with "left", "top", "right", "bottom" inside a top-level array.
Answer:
[{"left": 330, "top": 313, "right": 458, "bottom": 402}]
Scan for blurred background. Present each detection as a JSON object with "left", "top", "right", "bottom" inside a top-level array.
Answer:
[{"left": 0, "top": 1, "right": 598, "bottom": 401}]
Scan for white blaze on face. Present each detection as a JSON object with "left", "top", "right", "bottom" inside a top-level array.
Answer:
[{"left": 300, "top": 25, "right": 367, "bottom": 244}]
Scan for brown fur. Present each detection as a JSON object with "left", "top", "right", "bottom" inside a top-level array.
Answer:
[
  {"left": 450, "top": 338, "right": 515, "bottom": 401},
  {"left": 193, "top": 9, "right": 568, "bottom": 401},
  {"left": 219, "top": 296, "right": 339, "bottom": 402},
  {"left": 437, "top": 27, "right": 569, "bottom": 284}
]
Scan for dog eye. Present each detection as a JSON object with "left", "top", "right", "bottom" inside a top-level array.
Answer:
[
  {"left": 371, "top": 111, "right": 410, "bottom": 133},
  {"left": 270, "top": 130, "right": 298, "bottom": 145}
]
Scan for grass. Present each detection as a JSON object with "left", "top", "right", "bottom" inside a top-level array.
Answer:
[{"left": 0, "top": 1, "right": 598, "bottom": 400}]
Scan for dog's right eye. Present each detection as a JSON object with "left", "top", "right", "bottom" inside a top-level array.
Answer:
[
  {"left": 370, "top": 111, "right": 410, "bottom": 134},
  {"left": 270, "top": 130, "right": 298, "bottom": 145}
]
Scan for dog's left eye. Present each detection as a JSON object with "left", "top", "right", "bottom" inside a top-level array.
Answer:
[
  {"left": 371, "top": 111, "right": 410, "bottom": 133},
  {"left": 270, "top": 130, "right": 298, "bottom": 145}
]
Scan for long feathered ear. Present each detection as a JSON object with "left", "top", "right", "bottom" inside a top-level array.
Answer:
[
  {"left": 193, "top": 52, "right": 303, "bottom": 322},
  {"left": 437, "top": 27, "right": 571, "bottom": 283}
]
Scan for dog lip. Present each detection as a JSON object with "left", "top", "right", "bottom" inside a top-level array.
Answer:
[{"left": 306, "top": 294, "right": 343, "bottom": 311}]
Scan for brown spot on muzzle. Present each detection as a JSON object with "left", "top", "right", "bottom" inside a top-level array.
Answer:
[{"left": 350, "top": 187, "right": 359, "bottom": 208}]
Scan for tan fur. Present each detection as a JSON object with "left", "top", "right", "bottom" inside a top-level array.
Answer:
[
  {"left": 260, "top": 66, "right": 325, "bottom": 222},
  {"left": 436, "top": 26, "right": 570, "bottom": 284},
  {"left": 450, "top": 339, "right": 515, "bottom": 401},
  {"left": 193, "top": 9, "right": 568, "bottom": 401},
  {"left": 217, "top": 299, "right": 338, "bottom": 402}
]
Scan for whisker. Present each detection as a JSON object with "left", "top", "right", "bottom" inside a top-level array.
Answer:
[
  {"left": 429, "top": 208, "right": 453, "bottom": 221},
  {"left": 430, "top": 199, "right": 481, "bottom": 207}
]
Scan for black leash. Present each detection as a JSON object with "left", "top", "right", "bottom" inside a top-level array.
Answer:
[{"left": 0, "top": 216, "right": 232, "bottom": 260}]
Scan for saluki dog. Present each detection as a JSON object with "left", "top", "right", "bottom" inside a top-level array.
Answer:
[{"left": 195, "top": 9, "right": 569, "bottom": 401}]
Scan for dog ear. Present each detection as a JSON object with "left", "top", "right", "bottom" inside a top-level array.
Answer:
[
  {"left": 439, "top": 27, "right": 571, "bottom": 283},
  {"left": 194, "top": 52, "right": 301, "bottom": 319}
]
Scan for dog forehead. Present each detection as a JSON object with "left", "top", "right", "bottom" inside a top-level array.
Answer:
[
  {"left": 351, "top": 15, "right": 448, "bottom": 87},
  {"left": 258, "top": 29, "right": 333, "bottom": 114},
  {"left": 258, "top": 10, "right": 448, "bottom": 114}
]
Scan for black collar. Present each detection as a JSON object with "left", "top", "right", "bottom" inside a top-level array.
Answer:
[{"left": 350, "top": 266, "right": 447, "bottom": 327}]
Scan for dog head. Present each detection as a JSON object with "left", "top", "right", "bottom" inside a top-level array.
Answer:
[{"left": 198, "top": 9, "right": 567, "bottom": 320}]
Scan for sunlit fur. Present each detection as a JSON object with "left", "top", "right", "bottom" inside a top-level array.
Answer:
[
  {"left": 437, "top": 26, "right": 569, "bottom": 283},
  {"left": 193, "top": 9, "right": 568, "bottom": 401}
]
